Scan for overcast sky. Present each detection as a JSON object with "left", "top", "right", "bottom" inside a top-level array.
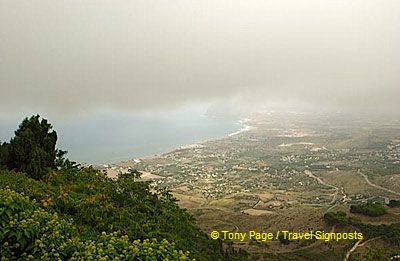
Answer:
[{"left": 1, "top": 0, "right": 399, "bottom": 119}]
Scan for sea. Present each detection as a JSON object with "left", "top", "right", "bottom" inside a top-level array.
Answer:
[{"left": 0, "top": 106, "right": 242, "bottom": 164}]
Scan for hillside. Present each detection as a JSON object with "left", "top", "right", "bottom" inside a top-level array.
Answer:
[
  {"left": 0, "top": 115, "right": 247, "bottom": 260},
  {"left": 0, "top": 167, "right": 245, "bottom": 260}
]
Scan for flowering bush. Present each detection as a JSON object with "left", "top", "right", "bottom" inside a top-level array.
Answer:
[{"left": 0, "top": 188, "right": 191, "bottom": 260}]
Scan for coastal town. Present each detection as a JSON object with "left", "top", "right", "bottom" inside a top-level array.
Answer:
[
  {"left": 97, "top": 112, "right": 400, "bottom": 209},
  {"left": 90, "top": 112, "right": 400, "bottom": 257}
]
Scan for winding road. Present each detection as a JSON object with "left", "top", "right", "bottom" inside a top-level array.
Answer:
[
  {"left": 344, "top": 237, "right": 380, "bottom": 261},
  {"left": 357, "top": 170, "right": 400, "bottom": 196},
  {"left": 304, "top": 170, "right": 343, "bottom": 205}
]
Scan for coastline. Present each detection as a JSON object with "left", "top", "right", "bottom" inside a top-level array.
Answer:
[
  {"left": 228, "top": 118, "right": 255, "bottom": 137},
  {"left": 99, "top": 117, "right": 256, "bottom": 177},
  {"left": 175, "top": 118, "right": 255, "bottom": 150},
  {"left": 228, "top": 124, "right": 254, "bottom": 137},
  {"left": 124, "top": 118, "right": 255, "bottom": 164}
]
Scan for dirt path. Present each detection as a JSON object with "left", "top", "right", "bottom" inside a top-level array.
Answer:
[
  {"left": 358, "top": 170, "right": 400, "bottom": 196},
  {"left": 304, "top": 170, "right": 342, "bottom": 205},
  {"left": 344, "top": 237, "right": 380, "bottom": 261}
]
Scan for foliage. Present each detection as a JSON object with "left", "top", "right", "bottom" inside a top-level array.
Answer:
[
  {"left": 223, "top": 241, "right": 249, "bottom": 260},
  {"left": 324, "top": 211, "right": 400, "bottom": 245},
  {"left": 0, "top": 188, "right": 191, "bottom": 260},
  {"left": 0, "top": 115, "right": 244, "bottom": 260},
  {"left": 350, "top": 202, "right": 387, "bottom": 217},
  {"left": 0, "top": 141, "right": 7, "bottom": 169},
  {"left": 323, "top": 211, "right": 349, "bottom": 226},
  {"left": 388, "top": 199, "right": 400, "bottom": 208},
  {"left": 278, "top": 233, "right": 290, "bottom": 245},
  {"left": 362, "top": 247, "right": 390, "bottom": 261},
  {"left": 0, "top": 169, "right": 228, "bottom": 260},
  {"left": 0, "top": 115, "right": 64, "bottom": 180}
]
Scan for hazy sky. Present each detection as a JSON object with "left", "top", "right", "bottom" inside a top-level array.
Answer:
[{"left": 1, "top": 0, "right": 400, "bottom": 119}]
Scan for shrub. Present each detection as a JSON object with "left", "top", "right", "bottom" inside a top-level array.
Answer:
[
  {"left": 388, "top": 199, "right": 400, "bottom": 208},
  {"left": 323, "top": 211, "right": 349, "bottom": 225},
  {"left": 350, "top": 202, "right": 387, "bottom": 217},
  {"left": 0, "top": 188, "right": 192, "bottom": 260}
]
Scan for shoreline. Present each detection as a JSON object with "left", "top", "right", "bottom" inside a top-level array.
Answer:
[
  {"left": 100, "top": 119, "right": 256, "bottom": 177},
  {"left": 228, "top": 118, "right": 254, "bottom": 137},
  {"left": 122, "top": 118, "right": 255, "bottom": 164},
  {"left": 89, "top": 117, "right": 256, "bottom": 168},
  {"left": 228, "top": 124, "right": 254, "bottom": 137}
]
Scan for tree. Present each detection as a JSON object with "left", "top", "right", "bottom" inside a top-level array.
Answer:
[
  {"left": 389, "top": 199, "right": 400, "bottom": 208},
  {"left": 0, "top": 141, "right": 7, "bottom": 169},
  {"left": 350, "top": 202, "right": 387, "bottom": 217},
  {"left": 323, "top": 211, "right": 349, "bottom": 225},
  {"left": 3, "top": 115, "right": 60, "bottom": 179}
]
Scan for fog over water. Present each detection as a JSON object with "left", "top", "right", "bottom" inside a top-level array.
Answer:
[
  {"left": 0, "top": 105, "right": 242, "bottom": 164},
  {"left": 1, "top": 0, "right": 399, "bottom": 162}
]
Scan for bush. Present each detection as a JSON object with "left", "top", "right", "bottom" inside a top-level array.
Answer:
[
  {"left": 323, "top": 211, "right": 400, "bottom": 245},
  {"left": 0, "top": 188, "right": 192, "bottom": 260},
  {"left": 388, "top": 199, "right": 400, "bottom": 208},
  {"left": 278, "top": 234, "right": 290, "bottom": 245},
  {"left": 350, "top": 202, "right": 387, "bottom": 217},
  {"left": 0, "top": 169, "right": 227, "bottom": 260},
  {"left": 323, "top": 211, "right": 349, "bottom": 225},
  {"left": 0, "top": 115, "right": 243, "bottom": 260}
]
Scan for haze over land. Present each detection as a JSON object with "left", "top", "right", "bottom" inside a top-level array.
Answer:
[
  {"left": 1, "top": 0, "right": 400, "bottom": 119},
  {"left": 2, "top": 0, "right": 400, "bottom": 163},
  {"left": 1, "top": 1, "right": 400, "bottom": 259}
]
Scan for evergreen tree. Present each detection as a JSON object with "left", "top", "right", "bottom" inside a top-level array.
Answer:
[
  {"left": 0, "top": 141, "right": 7, "bottom": 169},
  {"left": 4, "top": 115, "right": 59, "bottom": 179}
]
